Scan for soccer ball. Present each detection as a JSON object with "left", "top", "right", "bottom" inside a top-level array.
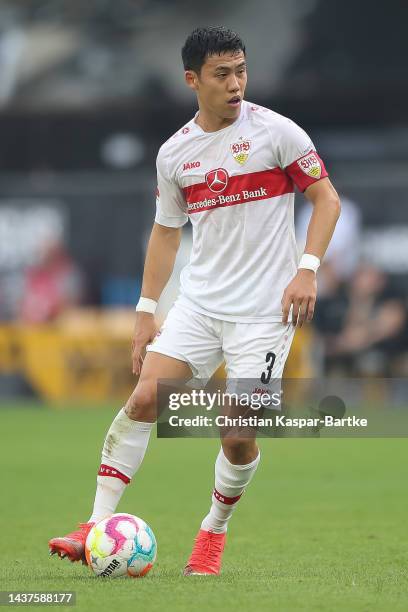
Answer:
[{"left": 85, "top": 513, "right": 157, "bottom": 578}]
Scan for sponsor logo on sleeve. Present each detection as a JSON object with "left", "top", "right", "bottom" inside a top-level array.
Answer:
[
  {"left": 230, "top": 138, "right": 251, "bottom": 165},
  {"left": 297, "top": 152, "right": 322, "bottom": 179}
]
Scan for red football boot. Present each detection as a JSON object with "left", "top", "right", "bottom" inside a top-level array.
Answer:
[
  {"left": 49, "top": 522, "right": 94, "bottom": 564},
  {"left": 183, "top": 529, "right": 226, "bottom": 576}
]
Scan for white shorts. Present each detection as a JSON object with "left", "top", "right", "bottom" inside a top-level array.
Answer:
[{"left": 147, "top": 301, "right": 295, "bottom": 388}]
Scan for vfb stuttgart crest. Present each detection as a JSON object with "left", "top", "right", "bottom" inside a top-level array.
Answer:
[
  {"left": 205, "top": 168, "right": 229, "bottom": 193},
  {"left": 230, "top": 139, "right": 251, "bottom": 165},
  {"left": 297, "top": 152, "right": 322, "bottom": 179}
]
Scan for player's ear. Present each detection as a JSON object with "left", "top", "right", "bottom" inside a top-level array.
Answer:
[{"left": 185, "top": 70, "right": 199, "bottom": 92}]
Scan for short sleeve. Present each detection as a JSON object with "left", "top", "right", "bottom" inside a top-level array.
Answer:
[
  {"left": 277, "top": 119, "right": 328, "bottom": 192},
  {"left": 155, "top": 149, "right": 189, "bottom": 228}
]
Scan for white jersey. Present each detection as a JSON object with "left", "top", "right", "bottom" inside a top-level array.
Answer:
[{"left": 155, "top": 101, "right": 328, "bottom": 322}]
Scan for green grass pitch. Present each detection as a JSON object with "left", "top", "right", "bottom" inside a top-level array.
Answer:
[{"left": 1, "top": 403, "right": 407, "bottom": 611}]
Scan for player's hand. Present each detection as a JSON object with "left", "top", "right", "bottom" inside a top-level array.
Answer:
[
  {"left": 281, "top": 269, "right": 317, "bottom": 327},
  {"left": 131, "top": 312, "right": 159, "bottom": 375}
]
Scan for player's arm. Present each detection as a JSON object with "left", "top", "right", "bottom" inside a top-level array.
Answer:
[
  {"left": 141, "top": 222, "right": 183, "bottom": 302},
  {"left": 132, "top": 146, "right": 188, "bottom": 374},
  {"left": 132, "top": 222, "right": 182, "bottom": 374},
  {"left": 281, "top": 177, "right": 341, "bottom": 326}
]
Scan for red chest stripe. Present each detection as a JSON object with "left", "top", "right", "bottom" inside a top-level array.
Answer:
[{"left": 182, "top": 167, "right": 293, "bottom": 214}]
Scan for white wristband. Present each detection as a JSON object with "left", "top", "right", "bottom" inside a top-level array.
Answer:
[
  {"left": 298, "top": 253, "right": 320, "bottom": 274},
  {"left": 136, "top": 297, "right": 157, "bottom": 314}
]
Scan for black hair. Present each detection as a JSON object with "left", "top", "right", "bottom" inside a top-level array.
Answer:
[{"left": 181, "top": 26, "right": 246, "bottom": 73}]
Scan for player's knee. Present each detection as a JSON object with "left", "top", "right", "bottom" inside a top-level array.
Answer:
[
  {"left": 125, "top": 381, "right": 157, "bottom": 421},
  {"left": 221, "top": 439, "right": 258, "bottom": 465}
]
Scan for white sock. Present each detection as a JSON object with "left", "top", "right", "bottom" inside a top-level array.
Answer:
[
  {"left": 201, "top": 448, "right": 260, "bottom": 534},
  {"left": 89, "top": 408, "right": 154, "bottom": 523}
]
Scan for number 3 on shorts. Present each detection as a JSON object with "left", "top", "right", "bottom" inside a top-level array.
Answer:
[{"left": 261, "top": 352, "right": 276, "bottom": 384}]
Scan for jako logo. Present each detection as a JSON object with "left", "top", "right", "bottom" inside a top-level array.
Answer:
[
  {"left": 183, "top": 161, "right": 201, "bottom": 171},
  {"left": 100, "top": 559, "right": 120, "bottom": 577}
]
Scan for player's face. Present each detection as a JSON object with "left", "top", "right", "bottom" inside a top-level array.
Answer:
[{"left": 186, "top": 51, "right": 247, "bottom": 121}]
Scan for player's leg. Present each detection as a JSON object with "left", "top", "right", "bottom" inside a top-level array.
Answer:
[
  {"left": 184, "top": 321, "right": 295, "bottom": 575},
  {"left": 184, "top": 435, "right": 260, "bottom": 576},
  {"left": 49, "top": 302, "right": 223, "bottom": 564},
  {"left": 48, "top": 351, "right": 192, "bottom": 563},
  {"left": 87, "top": 351, "right": 193, "bottom": 523},
  {"left": 205, "top": 321, "right": 295, "bottom": 535},
  {"left": 183, "top": 403, "right": 261, "bottom": 576},
  {"left": 201, "top": 436, "right": 260, "bottom": 527}
]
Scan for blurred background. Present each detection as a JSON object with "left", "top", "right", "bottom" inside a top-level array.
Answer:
[{"left": 0, "top": 0, "right": 407, "bottom": 404}]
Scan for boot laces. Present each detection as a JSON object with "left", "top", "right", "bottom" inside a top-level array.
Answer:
[{"left": 190, "top": 531, "right": 223, "bottom": 567}]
